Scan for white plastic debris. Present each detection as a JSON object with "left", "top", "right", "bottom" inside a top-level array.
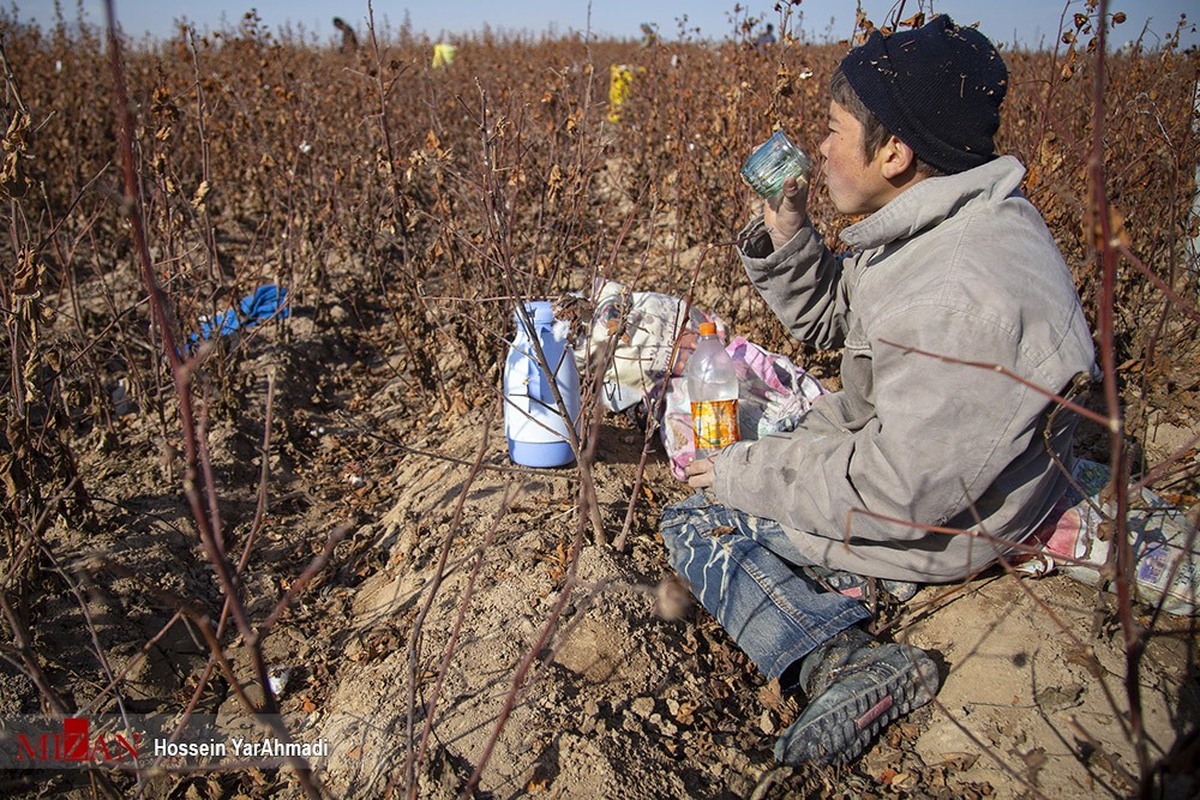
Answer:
[{"left": 268, "top": 668, "right": 290, "bottom": 696}]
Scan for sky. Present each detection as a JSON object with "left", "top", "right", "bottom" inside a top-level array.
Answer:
[{"left": 13, "top": 0, "right": 1198, "bottom": 50}]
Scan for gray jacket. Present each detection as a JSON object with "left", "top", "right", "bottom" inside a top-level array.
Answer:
[{"left": 712, "top": 156, "right": 1096, "bottom": 582}]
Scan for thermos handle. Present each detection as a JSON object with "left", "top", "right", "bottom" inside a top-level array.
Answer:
[
  {"left": 515, "top": 319, "right": 565, "bottom": 407},
  {"left": 529, "top": 326, "right": 555, "bottom": 404},
  {"left": 527, "top": 344, "right": 543, "bottom": 402}
]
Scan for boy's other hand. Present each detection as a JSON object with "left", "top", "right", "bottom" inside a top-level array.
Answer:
[
  {"left": 684, "top": 457, "right": 715, "bottom": 489},
  {"left": 764, "top": 175, "right": 809, "bottom": 249}
]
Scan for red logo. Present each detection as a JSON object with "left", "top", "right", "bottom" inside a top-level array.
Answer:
[{"left": 15, "top": 718, "right": 141, "bottom": 764}]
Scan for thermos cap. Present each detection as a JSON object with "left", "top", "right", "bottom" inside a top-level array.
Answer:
[{"left": 516, "top": 300, "right": 556, "bottom": 326}]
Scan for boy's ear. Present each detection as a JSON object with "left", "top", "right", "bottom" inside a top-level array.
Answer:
[{"left": 878, "top": 136, "right": 917, "bottom": 180}]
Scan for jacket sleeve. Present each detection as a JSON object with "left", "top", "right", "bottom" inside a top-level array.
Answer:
[
  {"left": 738, "top": 217, "right": 853, "bottom": 351},
  {"left": 710, "top": 302, "right": 1040, "bottom": 545}
]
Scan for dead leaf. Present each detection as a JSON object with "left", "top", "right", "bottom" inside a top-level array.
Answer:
[
  {"left": 673, "top": 701, "right": 696, "bottom": 725},
  {"left": 191, "top": 180, "right": 211, "bottom": 209}
]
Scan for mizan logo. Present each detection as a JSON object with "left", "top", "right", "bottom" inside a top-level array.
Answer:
[{"left": 16, "top": 718, "right": 141, "bottom": 764}]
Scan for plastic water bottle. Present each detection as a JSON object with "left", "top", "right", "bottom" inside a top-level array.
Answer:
[
  {"left": 503, "top": 301, "right": 581, "bottom": 467},
  {"left": 687, "top": 322, "right": 740, "bottom": 459}
]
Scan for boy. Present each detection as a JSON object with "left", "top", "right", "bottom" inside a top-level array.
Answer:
[{"left": 663, "top": 16, "right": 1095, "bottom": 766}]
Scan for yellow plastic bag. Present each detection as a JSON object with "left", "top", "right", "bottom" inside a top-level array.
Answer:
[
  {"left": 608, "top": 64, "right": 636, "bottom": 123},
  {"left": 432, "top": 43, "right": 457, "bottom": 69}
]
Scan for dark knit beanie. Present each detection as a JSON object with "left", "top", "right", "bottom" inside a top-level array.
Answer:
[{"left": 839, "top": 15, "right": 1008, "bottom": 174}]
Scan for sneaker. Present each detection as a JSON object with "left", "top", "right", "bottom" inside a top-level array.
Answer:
[
  {"left": 775, "top": 641, "right": 939, "bottom": 766},
  {"left": 801, "top": 565, "right": 919, "bottom": 603},
  {"left": 878, "top": 579, "right": 919, "bottom": 603}
]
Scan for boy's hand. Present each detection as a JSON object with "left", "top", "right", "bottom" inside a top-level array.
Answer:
[
  {"left": 684, "top": 457, "right": 715, "bottom": 489},
  {"left": 764, "top": 175, "right": 809, "bottom": 249}
]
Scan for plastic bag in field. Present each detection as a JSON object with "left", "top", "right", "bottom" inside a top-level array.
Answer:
[
  {"left": 607, "top": 64, "right": 644, "bottom": 123},
  {"left": 432, "top": 43, "right": 456, "bottom": 69},
  {"left": 577, "top": 279, "right": 714, "bottom": 413},
  {"left": 1029, "top": 458, "right": 1200, "bottom": 616},
  {"left": 660, "top": 336, "right": 825, "bottom": 480},
  {"left": 576, "top": 278, "right": 826, "bottom": 480},
  {"left": 190, "top": 284, "right": 290, "bottom": 346}
]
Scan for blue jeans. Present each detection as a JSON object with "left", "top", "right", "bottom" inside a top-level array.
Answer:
[{"left": 660, "top": 492, "right": 871, "bottom": 682}]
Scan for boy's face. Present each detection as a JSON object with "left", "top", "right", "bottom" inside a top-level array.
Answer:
[{"left": 818, "top": 100, "right": 898, "bottom": 216}]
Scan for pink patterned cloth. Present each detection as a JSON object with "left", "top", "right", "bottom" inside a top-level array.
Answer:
[{"left": 1018, "top": 458, "right": 1198, "bottom": 616}]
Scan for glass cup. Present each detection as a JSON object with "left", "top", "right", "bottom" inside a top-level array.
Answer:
[{"left": 740, "top": 130, "right": 813, "bottom": 199}]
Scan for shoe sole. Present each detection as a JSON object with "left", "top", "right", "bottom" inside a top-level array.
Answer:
[{"left": 775, "top": 648, "right": 939, "bottom": 766}]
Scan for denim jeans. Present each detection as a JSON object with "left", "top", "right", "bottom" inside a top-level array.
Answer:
[{"left": 660, "top": 492, "right": 871, "bottom": 682}]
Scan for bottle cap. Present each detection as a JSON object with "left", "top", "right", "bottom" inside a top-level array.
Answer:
[{"left": 698, "top": 321, "right": 717, "bottom": 336}]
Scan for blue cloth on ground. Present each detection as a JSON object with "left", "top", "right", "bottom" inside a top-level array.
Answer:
[{"left": 192, "top": 285, "right": 290, "bottom": 343}]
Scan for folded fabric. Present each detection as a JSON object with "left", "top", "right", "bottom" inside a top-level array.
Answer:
[
  {"left": 1022, "top": 458, "right": 1199, "bottom": 616},
  {"left": 576, "top": 278, "right": 718, "bottom": 413},
  {"left": 192, "top": 285, "right": 290, "bottom": 343}
]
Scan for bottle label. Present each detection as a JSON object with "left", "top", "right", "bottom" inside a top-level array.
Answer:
[{"left": 691, "top": 399, "right": 740, "bottom": 452}]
